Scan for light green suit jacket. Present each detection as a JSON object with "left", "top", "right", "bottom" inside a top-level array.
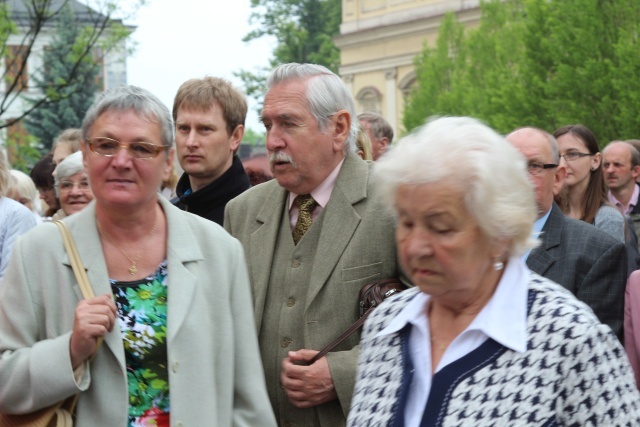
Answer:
[
  {"left": 224, "top": 154, "right": 399, "bottom": 425},
  {"left": 0, "top": 197, "right": 276, "bottom": 426}
]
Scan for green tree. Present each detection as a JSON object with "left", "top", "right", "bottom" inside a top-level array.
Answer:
[
  {"left": 242, "top": 127, "right": 266, "bottom": 146},
  {"left": 236, "top": 0, "right": 341, "bottom": 107},
  {"left": 405, "top": 0, "right": 640, "bottom": 144},
  {"left": 1, "top": 0, "right": 137, "bottom": 133},
  {"left": 24, "top": 5, "right": 100, "bottom": 150}
]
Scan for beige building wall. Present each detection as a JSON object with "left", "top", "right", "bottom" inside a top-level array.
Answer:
[{"left": 336, "top": 0, "right": 481, "bottom": 137}]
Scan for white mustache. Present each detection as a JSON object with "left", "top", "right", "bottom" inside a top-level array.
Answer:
[{"left": 269, "top": 151, "right": 298, "bottom": 169}]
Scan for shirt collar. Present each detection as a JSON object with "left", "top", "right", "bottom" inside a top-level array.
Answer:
[
  {"left": 608, "top": 184, "right": 639, "bottom": 215},
  {"left": 522, "top": 207, "right": 551, "bottom": 262},
  {"left": 288, "top": 157, "right": 345, "bottom": 210},
  {"left": 377, "top": 257, "right": 529, "bottom": 353}
]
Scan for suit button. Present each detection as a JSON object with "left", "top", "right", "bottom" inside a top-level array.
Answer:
[
  {"left": 287, "top": 297, "right": 295, "bottom": 307},
  {"left": 172, "top": 361, "right": 179, "bottom": 373},
  {"left": 281, "top": 338, "right": 292, "bottom": 348},
  {"left": 292, "top": 259, "right": 301, "bottom": 268}
]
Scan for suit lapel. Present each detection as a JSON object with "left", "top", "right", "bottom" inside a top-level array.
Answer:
[
  {"left": 159, "top": 197, "right": 202, "bottom": 344},
  {"left": 59, "top": 198, "right": 204, "bottom": 372},
  {"left": 306, "top": 155, "right": 368, "bottom": 311},
  {"left": 250, "top": 183, "right": 288, "bottom": 333},
  {"left": 527, "top": 203, "right": 562, "bottom": 275}
]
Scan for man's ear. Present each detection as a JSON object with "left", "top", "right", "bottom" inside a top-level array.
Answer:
[
  {"left": 229, "top": 124, "right": 244, "bottom": 154},
  {"left": 331, "top": 110, "right": 351, "bottom": 153},
  {"left": 632, "top": 165, "right": 640, "bottom": 180},
  {"left": 552, "top": 164, "right": 567, "bottom": 196}
]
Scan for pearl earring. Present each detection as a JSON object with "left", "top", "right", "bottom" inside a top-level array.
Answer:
[{"left": 493, "top": 260, "right": 504, "bottom": 271}]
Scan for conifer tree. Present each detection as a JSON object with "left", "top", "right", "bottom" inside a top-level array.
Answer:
[{"left": 24, "top": 6, "right": 99, "bottom": 150}]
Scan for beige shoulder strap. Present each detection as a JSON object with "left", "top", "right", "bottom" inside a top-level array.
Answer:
[{"left": 54, "top": 220, "right": 95, "bottom": 300}]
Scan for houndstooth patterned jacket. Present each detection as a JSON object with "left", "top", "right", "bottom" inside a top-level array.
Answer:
[{"left": 347, "top": 275, "right": 640, "bottom": 427}]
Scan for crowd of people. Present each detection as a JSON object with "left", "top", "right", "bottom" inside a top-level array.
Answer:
[{"left": 1, "top": 62, "right": 640, "bottom": 426}]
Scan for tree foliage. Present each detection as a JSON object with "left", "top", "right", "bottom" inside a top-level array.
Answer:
[
  {"left": 236, "top": 0, "right": 341, "bottom": 108},
  {"left": 0, "top": 0, "right": 137, "bottom": 133},
  {"left": 405, "top": 0, "right": 640, "bottom": 144},
  {"left": 24, "top": 5, "right": 100, "bottom": 150}
]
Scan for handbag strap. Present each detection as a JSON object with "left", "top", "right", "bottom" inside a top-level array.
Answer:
[
  {"left": 54, "top": 220, "right": 105, "bottom": 415},
  {"left": 305, "top": 310, "right": 372, "bottom": 366},
  {"left": 54, "top": 219, "right": 104, "bottom": 351},
  {"left": 54, "top": 220, "right": 95, "bottom": 300}
]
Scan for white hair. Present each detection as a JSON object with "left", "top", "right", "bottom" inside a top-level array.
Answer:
[
  {"left": 374, "top": 116, "right": 538, "bottom": 257},
  {"left": 54, "top": 151, "right": 85, "bottom": 197},
  {"left": 8, "top": 170, "right": 39, "bottom": 212},
  {"left": 267, "top": 63, "right": 358, "bottom": 154}
]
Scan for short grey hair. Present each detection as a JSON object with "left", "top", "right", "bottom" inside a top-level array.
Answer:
[
  {"left": 54, "top": 151, "right": 85, "bottom": 197},
  {"left": 375, "top": 116, "right": 538, "bottom": 257},
  {"left": 82, "top": 85, "right": 174, "bottom": 149},
  {"left": 358, "top": 111, "right": 394, "bottom": 143},
  {"left": 267, "top": 63, "right": 358, "bottom": 153}
]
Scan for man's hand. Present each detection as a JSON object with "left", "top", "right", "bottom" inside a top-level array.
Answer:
[
  {"left": 70, "top": 294, "right": 116, "bottom": 369},
  {"left": 281, "top": 349, "right": 338, "bottom": 408}
]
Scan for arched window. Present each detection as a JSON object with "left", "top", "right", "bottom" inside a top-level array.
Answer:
[
  {"left": 356, "top": 86, "right": 382, "bottom": 114},
  {"left": 398, "top": 71, "right": 417, "bottom": 99}
]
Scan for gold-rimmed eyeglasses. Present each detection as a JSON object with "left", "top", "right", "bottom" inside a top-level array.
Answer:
[
  {"left": 56, "top": 179, "right": 91, "bottom": 193},
  {"left": 88, "top": 137, "right": 169, "bottom": 160}
]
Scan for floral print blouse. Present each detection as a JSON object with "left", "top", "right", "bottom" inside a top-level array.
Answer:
[{"left": 111, "top": 260, "right": 170, "bottom": 427}]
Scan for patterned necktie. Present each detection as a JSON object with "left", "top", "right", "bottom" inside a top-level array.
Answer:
[{"left": 292, "top": 194, "right": 317, "bottom": 245}]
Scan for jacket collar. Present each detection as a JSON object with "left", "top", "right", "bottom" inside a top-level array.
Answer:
[
  {"left": 175, "top": 155, "right": 251, "bottom": 209},
  {"left": 60, "top": 197, "right": 203, "bottom": 370}
]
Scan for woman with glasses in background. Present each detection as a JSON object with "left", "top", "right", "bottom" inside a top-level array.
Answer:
[
  {"left": 0, "top": 86, "right": 276, "bottom": 426},
  {"left": 553, "top": 124, "right": 626, "bottom": 241},
  {"left": 52, "top": 151, "right": 94, "bottom": 220}
]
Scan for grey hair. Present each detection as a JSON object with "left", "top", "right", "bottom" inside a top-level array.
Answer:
[
  {"left": 82, "top": 85, "right": 174, "bottom": 149},
  {"left": 54, "top": 151, "right": 85, "bottom": 197},
  {"left": 267, "top": 63, "right": 358, "bottom": 153},
  {"left": 374, "top": 116, "right": 538, "bottom": 257},
  {"left": 358, "top": 111, "right": 394, "bottom": 143}
]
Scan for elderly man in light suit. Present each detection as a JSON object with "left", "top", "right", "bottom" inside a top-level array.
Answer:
[
  {"left": 224, "top": 63, "right": 399, "bottom": 426},
  {"left": 507, "top": 127, "right": 627, "bottom": 340}
]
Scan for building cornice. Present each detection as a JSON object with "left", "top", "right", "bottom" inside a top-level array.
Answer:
[
  {"left": 339, "top": 0, "right": 481, "bottom": 36},
  {"left": 335, "top": 5, "right": 481, "bottom": 49},
  {"left": 339, "top": 53, "right": 417, "bottom": 76}
]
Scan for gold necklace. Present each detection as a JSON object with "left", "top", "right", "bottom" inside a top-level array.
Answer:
[{"left": 98, "top": 214, "right": 159, "bottom": 275}]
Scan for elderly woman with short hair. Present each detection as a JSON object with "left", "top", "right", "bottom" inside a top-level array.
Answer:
[
  {"left": 347, "top": 116, "right": 640, "bottom": 426},
  {"left": 0, "top": 85, "right": 276, "bottom": 426},
  {"left": 52, "top": 151, "right": 94, "bottom": 220}
]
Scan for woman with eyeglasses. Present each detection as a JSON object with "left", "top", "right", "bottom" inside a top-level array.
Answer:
[
  {"left": 52, "top": 151, "right": 94, "bottom": 220},
  {"left": 554, "top": 124, "right": 626, "bottom": 241},
  {"left": 0, "top": 86, "right": 276, "bottom": 426}
]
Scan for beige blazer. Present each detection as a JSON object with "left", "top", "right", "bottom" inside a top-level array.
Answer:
[
  {"left": 0, "top": 197, "right": 276, "bottom": 426},
  {"left": 224, "top": 154, "right": 400, "bottom": 424}
]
